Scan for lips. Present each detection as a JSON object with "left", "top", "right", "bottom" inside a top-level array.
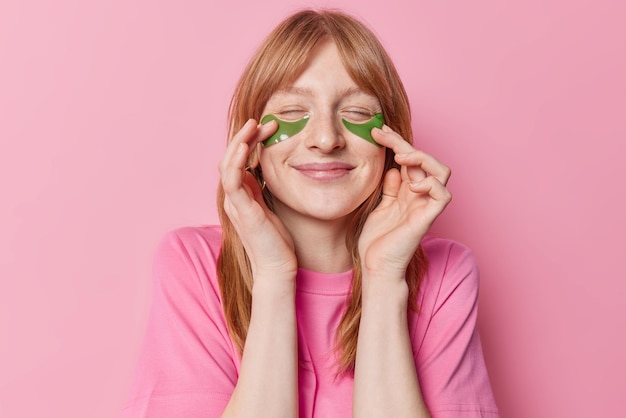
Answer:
[{"left": 292, "top": 162, "right": 354, "bottom": 181}]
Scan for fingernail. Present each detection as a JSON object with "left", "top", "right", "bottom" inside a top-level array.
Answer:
[{"left": 382, "top": 124, "right": 392, "bottom": 132}]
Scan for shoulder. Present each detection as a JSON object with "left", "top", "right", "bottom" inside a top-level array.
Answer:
[
  {"left": 151, "top": 225, "right": 224, "bottom": 294},
  {"left": 421, "top": 235, "right": 478, "bottom": 277},
  {"left": 157, "top": 224, "right": 223, "bottom": 253},
  {"left": 154, "top": 225, "right": 223, "bottom": 266},
  {"left": 419, "top": 236, "right": 480, "bottom": 311},
  {"left": 421, "top": 236, "right": 478, "bottom": 273}
]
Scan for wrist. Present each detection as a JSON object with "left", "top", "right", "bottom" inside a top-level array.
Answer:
[
  {"left": 250, "top": 279, "right": 296, "bottom": 322},
  {"left": 251, "top": 274, "right": 296, "bottom": 298},
  {"left": 361, "top": 277, "right": 409, "bottom": 311},
  {"left": 249, "top": 260, "right": 298, "bottom": 283}
]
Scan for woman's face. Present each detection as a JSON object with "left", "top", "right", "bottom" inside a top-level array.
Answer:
[{"left": 258, "top": 40, "right": 386, "bottom": 226}]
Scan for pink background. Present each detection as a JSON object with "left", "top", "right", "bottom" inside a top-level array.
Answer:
[{"left": 1, "top": 0, "right": 624, "bottom": 417}]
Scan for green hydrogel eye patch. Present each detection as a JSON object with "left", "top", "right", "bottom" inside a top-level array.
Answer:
[
  {"left": 342, "top": 113, "right": 385, "bottom": 147},
  {"left": 261, "top": 114, "right": 310, "bottom": 147}
]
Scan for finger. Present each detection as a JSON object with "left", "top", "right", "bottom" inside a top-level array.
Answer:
[
  {"left": 220, "top": 122, "right": 281, "bottom": 221},
  {"left": 407, "top": 178, "right": 452, "bottom": 238},
  {"left": 219, "top": 118, "right": 279, "bottom": 184},
  {"left": 245, "top": 170, "right": 267, "bottom": 207},
  {"left": 219, "top": 119, "right": 278, "bottom": 174},
  {"left": 220, "top": 141, "right": 250, "bottom": 200},
  {"left": 248, "top": 119, "right": 279, "bottom": 168},
  {"left": 371, "top": 125, "right": 416, "bottom": 155},
  {"left": 223, "top": 171, "right": 266, "bottom": 222},
  {"left": 371, "top": 125, "right": 451, "bottom": 186},
  {"left": 380, "top": 168, "right": 401, "bottom": 205},
  {"left": 252, "top": 119, "right": 279, "bottom": 148},
  {"left": 395, "top": 151, "right": 451, "bottom": 186},
  {"left": 401, "top": 164, "right": 427, "bottom": 184},
  {"left": 372, "top": 125, "right": 428, "bottom": 183},
  {"left": 409, "top": 176, "right": 453, "bottom": 207},
  {"left": 219, "top": 119, "right": 257, "bottom": 175}
]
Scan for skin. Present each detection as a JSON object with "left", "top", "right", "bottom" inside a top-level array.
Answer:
[
  {"left": 218, "top": 40, "right": 451, "bottom": 418},
  {"left": 256, "top": 41, "right": 387, "bottom": 273}
]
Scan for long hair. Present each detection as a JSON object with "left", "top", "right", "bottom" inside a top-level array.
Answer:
[{"left": 216, "top": 9, "right": 428, "bottom": 374}]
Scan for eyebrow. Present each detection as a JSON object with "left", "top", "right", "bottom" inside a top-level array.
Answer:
[{"left": 273, "top": 85, "right": 375, "bottom": 99}]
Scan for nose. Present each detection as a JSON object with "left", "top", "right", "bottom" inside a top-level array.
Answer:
[{"left": 303, "top": 112, "right": 346, "bottom": 153}]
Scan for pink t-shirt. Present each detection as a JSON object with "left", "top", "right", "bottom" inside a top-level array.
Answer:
[{"left": 122, "top": 226, "right": 499, "bottom": 417}]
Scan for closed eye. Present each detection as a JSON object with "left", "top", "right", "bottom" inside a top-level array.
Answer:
[
  {"left": 341, "top": 108, "right": 375, "bottom": 123},
  {"left": 276, "top": 109, "right": 309, "bottom": 121}
]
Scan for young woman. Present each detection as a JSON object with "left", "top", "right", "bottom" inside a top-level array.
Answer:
[{"left": 122, "top": 9, "right": 499, "bottom": 418}]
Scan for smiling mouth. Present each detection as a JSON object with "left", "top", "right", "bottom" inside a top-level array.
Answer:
[{"left": 292, "top": 162, "right": 354, "bottom": 181}]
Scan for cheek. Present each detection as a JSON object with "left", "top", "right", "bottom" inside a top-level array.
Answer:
[
  {"left": 356, "top": 149, "right": 386, "bottom": 198},
  {"left": 365, "top": 148, "right": 387, "bottom": 177},
  {"left": 258, "top": 154, "right": 274, "bottom": 180}
]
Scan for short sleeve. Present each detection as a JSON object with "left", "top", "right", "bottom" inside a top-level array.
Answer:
[
  {"left": 121, "top": 228, "right": 238, "bottom": 417},
  {"left": 415, "top": 239, "right": 499, "bottom": 417}
]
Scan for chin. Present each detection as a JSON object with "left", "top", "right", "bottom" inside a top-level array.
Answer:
[{"left": 273, "top": 200, "right": 356, "bottom": 223}]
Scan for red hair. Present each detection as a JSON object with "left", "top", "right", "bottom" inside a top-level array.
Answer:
[{"left": 217, "top": 9, "right": 427, "bottom": 374}]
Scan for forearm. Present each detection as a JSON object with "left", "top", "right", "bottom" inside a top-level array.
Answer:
[
  {"left": 353, "top": 279, "right": 430, "bottom": 418},
  {"left": 221, "top": 279, "right": 298, "bottom": 418}
]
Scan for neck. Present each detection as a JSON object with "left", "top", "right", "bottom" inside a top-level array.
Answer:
[{"left": 278, "top": 211, "right": 353, "bottom": 274}]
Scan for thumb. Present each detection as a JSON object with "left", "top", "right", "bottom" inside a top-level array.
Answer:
[{"left": 380, "top": 168, "right": 401, "bottom": 205}]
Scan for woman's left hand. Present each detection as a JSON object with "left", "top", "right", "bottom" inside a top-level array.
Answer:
[{"left": 358, "top": 125, "right": 452, "bottom": 279}]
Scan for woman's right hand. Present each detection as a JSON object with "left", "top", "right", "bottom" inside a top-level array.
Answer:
[
  {"left": 218, "top": 119, "right": 298, "bottom": 281},
  {"left": 219, "top": 119, "right": 299, "bottom": 418}
]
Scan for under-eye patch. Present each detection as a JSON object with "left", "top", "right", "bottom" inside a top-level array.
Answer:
[
  {"left": 342, "top": 113, "right": 385, "bottom": 147},
  {"left": 261, "top": 114, "right": 310, "bottom": 147}
]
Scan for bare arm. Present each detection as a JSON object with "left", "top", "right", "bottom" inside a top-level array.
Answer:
[
  {"left": 353, "top": 125, "right": 452, "bottom": 417},
  {"left": 221, "top": 279, "right": 298, "bottom": 417},
  {"left": 218, "top": 119, "right": 298, "bottom": 418},
  {"left": 353, "top": 279, "right": 429, "bottom": 418}
]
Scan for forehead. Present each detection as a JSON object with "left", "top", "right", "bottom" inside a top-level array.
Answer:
[
  {"left": 267, "top": 41, "right": 377, "bottom": 100},
  {"left": 269, "top": 85, "right": 375, "bottom": 100}
]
